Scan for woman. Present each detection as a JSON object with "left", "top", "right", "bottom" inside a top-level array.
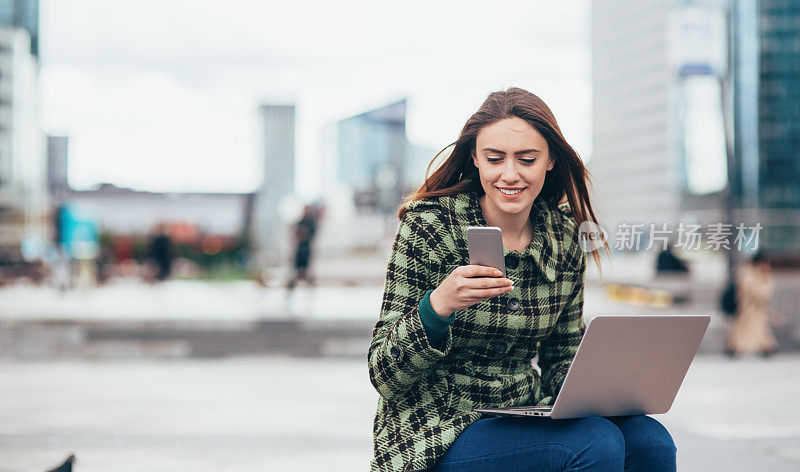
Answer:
[
  {"left": 367, "top": 88, "right": 677, "bottom": 472},
  {"left": 725, "top": 251, "right": 777, "bottom": 357}
]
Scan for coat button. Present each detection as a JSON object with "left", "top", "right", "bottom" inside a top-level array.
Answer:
[
  {"left": 493, "top": 341, "right": 508, "bottom": 355},
  {"left": 390, "top": 346, "right": 401, "bottom": 359},
  {"left": 507, "top": 297, "right": 520, "bottom": 311},
  {"left": 504, "top": 254, "right": 518, "bottom": 270}
]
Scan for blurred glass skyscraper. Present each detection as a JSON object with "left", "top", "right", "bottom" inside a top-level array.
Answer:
[
  {"left": 336, "top": 99, "right": 408, "bottom": 215},
  {"left": 758, "top": 2, "right": 800, "bottom": 212},
  {"left": 0, "top": 0, "right": 38, "bottom": 57},
  {"left": 736, "top": 0, "right": 800, "bottom": 253}
]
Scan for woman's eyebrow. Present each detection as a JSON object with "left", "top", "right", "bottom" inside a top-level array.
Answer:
[{"left": 481, "top": 148, "right": 541, "bottom": 155}]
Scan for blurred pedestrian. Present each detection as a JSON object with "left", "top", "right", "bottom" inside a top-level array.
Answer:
[
  {"left": 655, "top": 246, "right": 688, "bottom": 275},
  {"left": 113, "top": 235, "right": 137, "bottom": 277},
  {"left": 149, "top": 223, "right": 174, "bottom": 282},
  {"left": 286, "top": 205, "right": 318, "bottom": 292},
  {"left": 725, "top": 251, "right": 777, "bottom": 357},
  {"left": 95, "top": 234, "right": 114, "bottom": 285},
  {"left": 51, "top": 246, "right": 74, "bottom": 292}
]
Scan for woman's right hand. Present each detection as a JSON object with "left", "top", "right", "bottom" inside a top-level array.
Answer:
[{"left": 429, "top": 265, "right": 514, "bottom": 318}]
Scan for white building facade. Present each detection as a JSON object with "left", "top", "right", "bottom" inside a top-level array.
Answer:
[
  {"left": 0, "top": 25, "right": 46, "bottom": 252},
  {"left": 252, "top": 104, "right": 296, "bottom": 266},
  {"left": 591, "top": 0, "right": 681, "bottom": 235}
]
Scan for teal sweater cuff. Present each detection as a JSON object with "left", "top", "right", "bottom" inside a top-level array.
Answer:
[{"left": 419, "top": 289, "right": 453, "bottom": 347}]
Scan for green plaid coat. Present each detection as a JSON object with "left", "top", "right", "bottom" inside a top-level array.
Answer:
[{"left": 368, "top": 190, "right": 587, "bottom": 472}]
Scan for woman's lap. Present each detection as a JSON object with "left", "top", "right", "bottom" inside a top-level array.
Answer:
[
  {"left": 606, "top": 415, "right": 677, "bottom": 471},
  {"left": 432, "top": 415, "right": 675, "bottom": 472}
]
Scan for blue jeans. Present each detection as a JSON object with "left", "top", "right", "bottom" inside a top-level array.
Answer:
[{"left": 432, "top": 415, "right": 676, "bottom": 472}]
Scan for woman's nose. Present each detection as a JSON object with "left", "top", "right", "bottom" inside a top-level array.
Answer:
[{"left": 501, "top": 162, "right": 520, "bottom": 181}]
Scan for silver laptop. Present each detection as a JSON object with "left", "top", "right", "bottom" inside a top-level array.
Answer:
[{"left": 475, "top": 315, "right": 710, "bottom": 419}]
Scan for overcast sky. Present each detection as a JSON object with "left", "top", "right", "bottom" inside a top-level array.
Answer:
[{"left": 40, "top": 0, "right": 591, "bottom": 196}]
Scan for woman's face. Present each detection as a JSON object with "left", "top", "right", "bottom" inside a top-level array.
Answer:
[{"left": 472, "top": 117, "right": 554, "bottom": 218}]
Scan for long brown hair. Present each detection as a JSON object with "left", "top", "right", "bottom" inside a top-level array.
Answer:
[{"left": 398, "top": 87, "right": 609, "bottom": 270}]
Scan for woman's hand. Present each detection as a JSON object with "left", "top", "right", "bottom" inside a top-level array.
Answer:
[{"left": 429, "top": 265, "right": 513, "bottom": 318}]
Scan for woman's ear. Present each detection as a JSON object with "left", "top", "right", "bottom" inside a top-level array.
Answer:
[{"left": 546, "top": 157, "right": 555, "bottom": 171}]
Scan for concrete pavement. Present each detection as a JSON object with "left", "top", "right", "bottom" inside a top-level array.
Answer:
[
  {"left": 0, "top": 355, "right": 798, "bottom": 471},
  {"left": 1, "top": 274, "right": 797, "bottom": 358},
  {"left": 0, "top": 279, "right": 385, "bottom": 322},
  {"left": 2, "top": 252, "right": 798, "bottom": 470}
]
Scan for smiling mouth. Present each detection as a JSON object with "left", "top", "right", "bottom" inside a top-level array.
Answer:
[{"left": 497, "top": 187, "right": 526, "bottom": 195}]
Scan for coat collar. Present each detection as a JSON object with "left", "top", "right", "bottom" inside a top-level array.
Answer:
[{"left": 453, "top": 190, "right": 561, "bottom": 282}]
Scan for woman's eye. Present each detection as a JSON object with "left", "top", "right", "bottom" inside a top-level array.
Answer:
[
  {"left": 486, "top": 157, "right": 502, "bottom": 163},
  {"left": 520, "top": 159, "right": 536, "bottom": 164}
]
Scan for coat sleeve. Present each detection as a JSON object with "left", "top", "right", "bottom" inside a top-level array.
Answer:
[
  {"left": 367, "top": 210, "right": 453, "bottom": 402},
  {"left": 538, "top": 247, "right": 587, "bottom": 397}
]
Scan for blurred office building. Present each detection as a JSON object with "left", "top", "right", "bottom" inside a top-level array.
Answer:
[
  {"left": 336, "top": 99, "right": 409, "bottom": 215},
  {"left": 57, "top": 184, "right": 253, "bottom": 237},
  {"left": 46, "top": 140, "right": 254, "bottom": 250},
  {"left": 315, "top": 99, "right": 435, "bottom": 254},
  {"left": 756, "top": 1, "right": 800, "bottom": 254},
  {"left": 251, "top": 104, "right": 295, "bottom": 266},
  {"left": 47, "top": 135, "right": 69, "bottom": 201},
  {"left": 326, "top": 99, "right": 435, "bottom": 215},
  {"left": 45, "top": 105, "right": 299, "bottom": 274},
  {"left": 591, "top": 0, "right": 800, "bottom": 257},
  {"left": 0, "top": 25, "right": 46, "bottom": 262},
  {"left": 0, "top": 0, "right": 38, "bottom": 57}
]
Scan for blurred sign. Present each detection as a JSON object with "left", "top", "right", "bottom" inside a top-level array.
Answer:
[
  {"left": 667, "top": 7, "right": 728, "bottom": 77},
  {"left": 683, "top": 76, "right": 728, "bottom": 195}
]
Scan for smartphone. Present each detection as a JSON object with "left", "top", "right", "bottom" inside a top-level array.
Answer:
[{"left": 466, "top": 226, "right": 506, "bottom": 277}]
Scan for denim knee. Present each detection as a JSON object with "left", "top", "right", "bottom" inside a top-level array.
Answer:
[
  {"left": 615, "top": 415, "right": 677, "bottom": 472},
  {"left": 569, "top": 417, "right": 626, "bottom": 471}
]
